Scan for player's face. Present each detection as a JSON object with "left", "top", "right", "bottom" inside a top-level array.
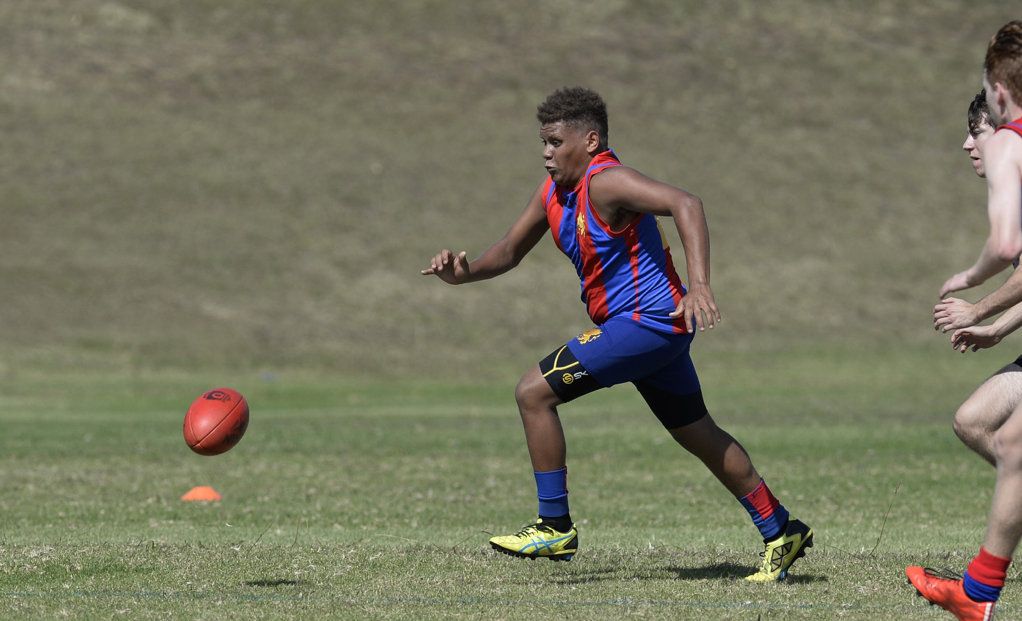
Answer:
[
  {"left": 540, "top": 122, "right": 596, "bottom": 188},
  {"left": 963, "top": 119, "right": 996, "bottom": 178}
]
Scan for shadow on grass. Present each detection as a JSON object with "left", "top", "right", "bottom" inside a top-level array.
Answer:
[
  {"left": 546, "top": 564, "right": 827, "bottom": 586},
  {"left": 669, "top": 563, "right": 828, "bottom": 584},
  {"left": 547, "top": 568, "right": 621, "bottom": 585},
  {"left": 243, "top": 579, "right": 308, "bottom": 587},
  {"left": 667, "top": 562, "right": 748, "bottom": 580}
]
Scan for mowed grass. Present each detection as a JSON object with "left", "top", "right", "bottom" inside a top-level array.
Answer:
[
  {"left": 5, "top": 3, "right": 1022, "bottom": 618},
  {"left": 0, "top": 346, "right": 1014, "bottom": 619}
]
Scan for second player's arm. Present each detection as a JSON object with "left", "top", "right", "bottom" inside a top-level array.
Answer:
[
  {"left": 951, "top": 299, "right": 1022, "bottom": 352},
  {"left": 957, "top": 266, "right": 1022, "bottom": 327},
  {"left": 935, "top": 133, "right": 1022, "bottom": 329},
  {"left": 971, "top": 135, "right": 1022, "bottom": 317},
  {"left": 949, "top": 206, "right": 1021, "bottom": 294},
  {"left": 588, "top": 167, "right": 720, "bottom": 331},
  {"left": 940, "top": 129, "right": 1022, "bottom": 296}
]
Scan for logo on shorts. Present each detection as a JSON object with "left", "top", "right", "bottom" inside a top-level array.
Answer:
[
  {"left": 576, "top": 211, "right": 586, "bottom": 238},
  {"left": 576, "top": 328, "right": 602, "bottom": 345},
  {"left": 562, "top": 370, "right": 588, "bottom": 384}
]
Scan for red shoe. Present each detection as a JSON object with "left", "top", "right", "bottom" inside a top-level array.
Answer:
[{"left": 905, "top": 566, "right": 996, "bottom": 620}]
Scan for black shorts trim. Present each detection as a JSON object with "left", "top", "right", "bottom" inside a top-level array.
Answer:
[
  {"left": 539, "top": 345, "right": 602, "bottom": 402},
  {"left": 634, "top": 382, "right": 708, "bottom": 429}
]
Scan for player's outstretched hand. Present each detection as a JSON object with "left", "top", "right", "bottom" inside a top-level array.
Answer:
[
  {"left": 421, "top": 249, "right": 470, "bottom": 285},
  {"left": 933, "top": 297, "right": 979, "bottom": 332},
  {"left": 939, "top": 271, "right": 972, "bottom": 299},
  {"left": 670, "top": 283, "right": 721, "bottom": 332},
  {"left": 951, "top": 324, "right": 1001, "bottom": 353}
]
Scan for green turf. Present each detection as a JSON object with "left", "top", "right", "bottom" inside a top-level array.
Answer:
[
  {"left": 0, "top": 346, "right": 1015, "bottom": 619},
  {"left": 5, "top": 2, "right": 1022, "bottom": 618}
]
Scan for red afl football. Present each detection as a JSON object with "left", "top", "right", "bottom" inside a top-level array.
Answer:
[{"left": 183, "top": 388, "right": 249, "bottom": 456}]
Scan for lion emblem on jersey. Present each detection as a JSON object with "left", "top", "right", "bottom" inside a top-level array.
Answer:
[
  {"left": 576, "top": 327, "right": 602, "bottom": 345},
  {"left": 576, "top": 211, "right": 586, "bottom": 238}
]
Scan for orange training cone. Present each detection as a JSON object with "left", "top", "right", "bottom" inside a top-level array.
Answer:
[{"left": 181, "top": 486, "right": 222, "bottom": 502}]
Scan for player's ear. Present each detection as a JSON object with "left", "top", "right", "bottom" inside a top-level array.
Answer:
[
  {"left": 995, "top": 81, "right": 1011, "bottom": 113},
  {"left": 585, "top": 130, "right": 601, "bottom": 154},
  {"left": 999, "top": 81, "right": 1018, "bottom": 111}
]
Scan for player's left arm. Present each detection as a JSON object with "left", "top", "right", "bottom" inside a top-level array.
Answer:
[
  {"left": 935, "top": 134, "right": 1022, "bottom": 331},
  {"left": 588, "top": 166, "right": 720, "bottom": 332}
]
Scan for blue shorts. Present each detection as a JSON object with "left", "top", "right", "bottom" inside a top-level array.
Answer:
[{"left": 538, "top": 315, "right": 706, "bottom": 429}]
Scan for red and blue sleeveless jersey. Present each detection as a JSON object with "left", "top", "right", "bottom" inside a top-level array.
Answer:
[
  {"left": 541, "top": 150, "right": 689, "bottom": 334},
  {"left": 998, "top": 117, "right": 1022, "bottom": 138}
]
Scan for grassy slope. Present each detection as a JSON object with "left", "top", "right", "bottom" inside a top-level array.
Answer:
[{"left": 1, "top": 1, "right": 1020, "bottom": 376}]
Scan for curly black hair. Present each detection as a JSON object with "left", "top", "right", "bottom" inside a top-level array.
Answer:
[
  {"left": 537, "top": 87, "right": 609, "bottom": 146},
  {"left": 968, "top": 89, "right": 992, "bottom": 136}
]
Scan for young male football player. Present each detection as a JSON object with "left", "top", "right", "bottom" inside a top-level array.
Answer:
[
  {"left": 937, "top": 91, "right": 1002, "bottom": 302},
  {"left": 912, "top": 21, "right": 1022, "bottom": 620},
  {"left": 930, "top": 91, "right": 1007, "bottom": 464},
  {"left": 422, "top": 87, "right": 811, "bottom": 581}
]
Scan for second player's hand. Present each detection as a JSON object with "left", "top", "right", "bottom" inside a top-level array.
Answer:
[
  {"left": 939, "top": 271, "right": 972, "bottom": 298},
  {"left": 421, "top": 249, "right": 471, "bottom": 284},
  {"left": 670, "top": 283, "right": 721, "bottom": 332},
  {"left": 933, "top": 297, "right": 979, "bottom": 332},
  {"left": 951, "top": 324, "right": 1001, "bottom": 353}
]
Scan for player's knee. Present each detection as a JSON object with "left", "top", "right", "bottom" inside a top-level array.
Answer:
[
  {"left": 953, "top": 409, "right": 977, "bottom": 443},
  {"left": 515, "top": 372, "right": 552, "bottom": 413},
  {"left": 513, "top": 378, "right": 531, "bottom": 410},
  {"left": 954, "top": 400, "right": 988, "bottom": 443},
  {"left": 992, "top": 424, "right": 1022, "bottom": 467}
]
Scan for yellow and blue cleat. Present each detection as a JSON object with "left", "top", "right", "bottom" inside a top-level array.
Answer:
[
  {"left": 489, "top": 518, "right": 578, "bottom": 561},
  {"left": 744, "top": 518, "right": 813, "bottom": 582}
]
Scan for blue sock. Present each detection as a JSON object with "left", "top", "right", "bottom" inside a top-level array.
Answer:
[
  {"left": 963, "top": 571, "right": 1003, "bottom": 603},
  {"left": 738, "top": 479, "right": 790, "bottom": 541},
  {"left": 963, "top": 547, "right": 1010, "bottom": 602},
  {"left": 534, "top": 467, "right": 569, "bottom": 518}
]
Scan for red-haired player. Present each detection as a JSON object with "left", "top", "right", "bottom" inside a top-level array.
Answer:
[{"left": 915, "top": 20, "right": 1022, "bottom": 620}]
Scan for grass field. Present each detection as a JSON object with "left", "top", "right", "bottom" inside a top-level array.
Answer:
[
  {"left": 0, "top": 346, "right": 1014, "bottom": 619},
  {"left": 7, "top": 2, "right": 1022, "bottom": 619}
]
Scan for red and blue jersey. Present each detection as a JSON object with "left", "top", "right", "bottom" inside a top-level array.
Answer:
[
  {"left": 541, "top": 150, "right": 689, "bottom": 334},
  {"left": 998, "top": 116, "right": 1022, "bottom": 138}
]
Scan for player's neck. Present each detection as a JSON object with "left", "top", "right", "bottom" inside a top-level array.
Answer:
[
  {"left": 1001, "top": 99, "right": 1022, "bottom": 124},
  {"left": 562, "top": 156, "right": 597, "bottom": 189}
]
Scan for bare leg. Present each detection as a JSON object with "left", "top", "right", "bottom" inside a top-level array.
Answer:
[
  {"left": 668, "top": 414, "right": 761, "bottom": 497},
  {"left": 904, "top": 364, "right": 1022, "bottom": 607},
  {"left": 515, "top": 365, "right": 566, "bottom": 472},
  {"left": 983, "top": 404, "right": 1022, "bottom": 558},
  {"left": 954, "top": 363, "right": 1022, "bottom": 465}
]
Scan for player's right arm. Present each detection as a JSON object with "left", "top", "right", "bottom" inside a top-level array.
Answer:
[
  {"left": 940, "top": 135, "right": 1022, "bottom": 297},
  {"left": 941, "top": 222, "right": 1017, "bottom": 297},
  {"left": 421, "top": 181, "right": 550, "bottom": 285},
  {"left": 951, "top": 300, "right": 1022, "bottom": 353}
]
